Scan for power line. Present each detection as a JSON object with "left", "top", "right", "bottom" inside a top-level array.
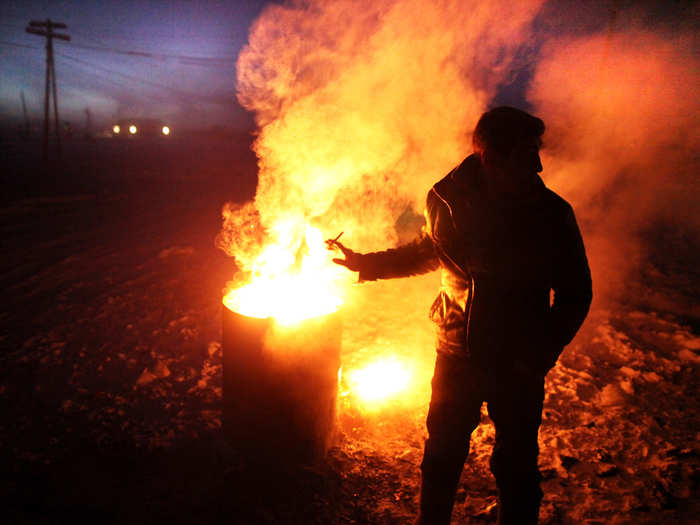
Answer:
[
  {"left": 0, "top": 21, "right": 27, "bottom": 29},
  {"left": 55, "top": 54, "right": 185, "bottom": 106},
  {"left": 55, "top": 52, "right": 186, "bottom": 93},
  {"left": 54, "top": 51, "right": 230, "bottom": 103},
  {"left": 1, "top": 21, "right": 199, "bottom": 45},
  {"left": 0, "top": 40, "right": 40, "bottom": 50},
  {"left": 0, "top": 38, "right": 234, "bottom": 69},
  {"left": 52, "top": 54, "right": 238, "bottom": 128},
  {"left": 70, "top": 26, "right": 240, "bottom": 43},
  {"left": 56, "top": 54, "right": 156, "bottom": 97},
  {"left": 2, "top": 23, "right": 238, "bottom": 63},
  {"left": 55, "top": 51, "right": 235, "bottom": 110},
  {"left": 37, "top": 55, "right": 190, "bottom": 123},
  {"left": 2, "top": 16, "right": 244, "bottom": 44},
  {"left": 65, "top": 41, "right": 237, "bottom": 65},
  {"left": 67, "top": 28, "right": 113, "bottom": 49}
]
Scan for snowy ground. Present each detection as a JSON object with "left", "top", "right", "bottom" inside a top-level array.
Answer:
[{"left": 1, "top": 138, "right": 697, "bottom": 524}]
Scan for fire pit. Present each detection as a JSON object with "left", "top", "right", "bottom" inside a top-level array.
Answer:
[{"left": 222, "top": 303, "right": 342, "bottom": 465}]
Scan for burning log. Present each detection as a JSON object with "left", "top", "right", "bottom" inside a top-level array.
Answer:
[{"left": 222, "top": 303, "right": 342, "bottom": 465}]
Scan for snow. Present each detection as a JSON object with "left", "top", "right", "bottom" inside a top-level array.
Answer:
[{"left": 1, "top": 139, "right": 698, "bottom": 524}]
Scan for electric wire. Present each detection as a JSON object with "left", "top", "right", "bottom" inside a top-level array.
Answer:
[
  {"left": 47, "top": 56, "right": 189, "bottom": 126},
  {"left": 0, "top": 33, "right": 236, "bottom": 67},
  {"left": 65, "top": 41, "right": 237, "bottom": 66},
  {"left": 0, "top": 40, "right": 40, "bottom": 50},
  {"left": 56, "top": 54, "right": 149, "bottom": 93},
  {"left": 0, "top": 22, "right": 27, "bottom": 29},
  {"left": 0, "top": 39, "right": 231, "bottom": 103},
  {"left": 55, "top": 51, "right": 193, "bottom": 95},
  {"left": 3, "top": 19, "right": 240, "bottom": 121},
  {"left": 54, "top": 51, "right": 232, "bottom": 104},
  {"left": 70, "top": 27, "right": 239, "bottom": 44}
]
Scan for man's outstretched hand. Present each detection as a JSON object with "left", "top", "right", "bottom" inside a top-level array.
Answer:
[{"left": 326, "top": 238, "right": 361, "bottom": 272}]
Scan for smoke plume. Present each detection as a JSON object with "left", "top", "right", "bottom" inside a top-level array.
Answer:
[
  {"left": 224, "top": 0, "right": 544, "bottom": 263},
  {"left": 529, "top": 28, "right": 700, "bottom": 304}
]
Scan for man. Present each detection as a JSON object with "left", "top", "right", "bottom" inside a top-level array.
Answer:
[{"left": 330, "top": 106, "right": 592, "bottom": 524}]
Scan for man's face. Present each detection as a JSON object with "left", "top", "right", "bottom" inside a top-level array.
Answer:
[{"left": 484, "top": 137, "right": 543, "bottom": 195}]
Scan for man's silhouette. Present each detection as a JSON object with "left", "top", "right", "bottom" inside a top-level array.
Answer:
[{"left": 331, "top": 106, "right": 592, "bottom": 524}]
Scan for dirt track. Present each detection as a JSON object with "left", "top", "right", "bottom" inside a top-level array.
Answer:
[{"left": 1, "top": 136, "right": 698, "bottom": 524}]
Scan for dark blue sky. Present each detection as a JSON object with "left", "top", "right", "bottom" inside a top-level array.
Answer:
[
  {"left": 0, "top": 0, "right": 692, "bottom": 132},
  {"left": 0, "top": 0, "right": 271, "bottom": 131}
]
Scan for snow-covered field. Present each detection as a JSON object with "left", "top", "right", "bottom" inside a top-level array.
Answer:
[{"left": 1, "top": 139, "right": 697, "bottom": 524}]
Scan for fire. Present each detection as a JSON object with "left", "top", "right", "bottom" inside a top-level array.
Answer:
[
  {"left": 222, "top": 222, "right": 346, "bottom": 325},
  {"left": 347, "top": 356, "right": 412, "bottom": 405}
]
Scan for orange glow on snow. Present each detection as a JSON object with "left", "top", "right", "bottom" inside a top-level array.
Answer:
[{"left": 347, "top": 356, "right": 412, "bottom": 405}]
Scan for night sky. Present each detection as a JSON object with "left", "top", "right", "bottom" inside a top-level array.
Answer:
[
  {"left": 0, "top": 0, "right": 271, "bottom": 131},
  {"left": 0, "top": 1, "right": 693, "bottom": 133}
]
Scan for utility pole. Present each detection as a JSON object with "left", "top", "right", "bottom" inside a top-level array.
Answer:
[
  {"left": 25, "top": 19, "right": 70, "bottom": 161},
  {"left": 20, "top": 90, "right": 30, "bottom": 139},
  {"left": 84, "top": 107, "right": 92, "bottom": 139}
]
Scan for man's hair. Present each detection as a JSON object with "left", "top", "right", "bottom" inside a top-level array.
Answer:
[{"left": 472, "top": 106, "right": 545, "bottom": 157}]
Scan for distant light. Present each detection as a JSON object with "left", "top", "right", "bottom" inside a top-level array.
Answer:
[
  {"left": 162, "top": 126, "right": 170, "bottom": 135},
  {"left": 129, "top": 124, "right": 137, "bottom": 134},
  {"left": 112, "top": 125, "right": 120, "bottom": 134}
]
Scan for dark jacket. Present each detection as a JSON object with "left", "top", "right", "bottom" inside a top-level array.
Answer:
[{"left": 357, "top": 154, "right": 592, "bottom": 374}]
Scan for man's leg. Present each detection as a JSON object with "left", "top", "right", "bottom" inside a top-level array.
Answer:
[
  {"left": 486, "top": 374, "right": 545, "bottom": 525},
  {"left": 417, "top": 354, "right": 483, "bottom": 525}
]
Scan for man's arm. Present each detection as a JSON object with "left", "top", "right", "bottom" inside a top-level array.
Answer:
[
  {"left": 330, "top": 234, "right": 439, "bottom": 282},
  {"left": 549, "top": 205, "right": 593, "bottom": 355},
  {"left": 357, "top": 234, "right": 440, "bottom": 282}
]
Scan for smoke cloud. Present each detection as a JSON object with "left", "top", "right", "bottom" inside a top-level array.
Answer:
[
  {"left": 528, "top": 27, "right": 700, "bottom": 304},
  {"left": 225, "top": 0, "right": 544, "bottom": 262}
]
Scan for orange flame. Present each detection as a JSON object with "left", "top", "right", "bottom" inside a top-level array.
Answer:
[{"left": 222, "top": 222, "right": 348, "bottom": 325}]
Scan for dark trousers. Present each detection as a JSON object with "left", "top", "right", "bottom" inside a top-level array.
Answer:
[{"left": 417, "top": 353, "right": 545, "bottom": 525}]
